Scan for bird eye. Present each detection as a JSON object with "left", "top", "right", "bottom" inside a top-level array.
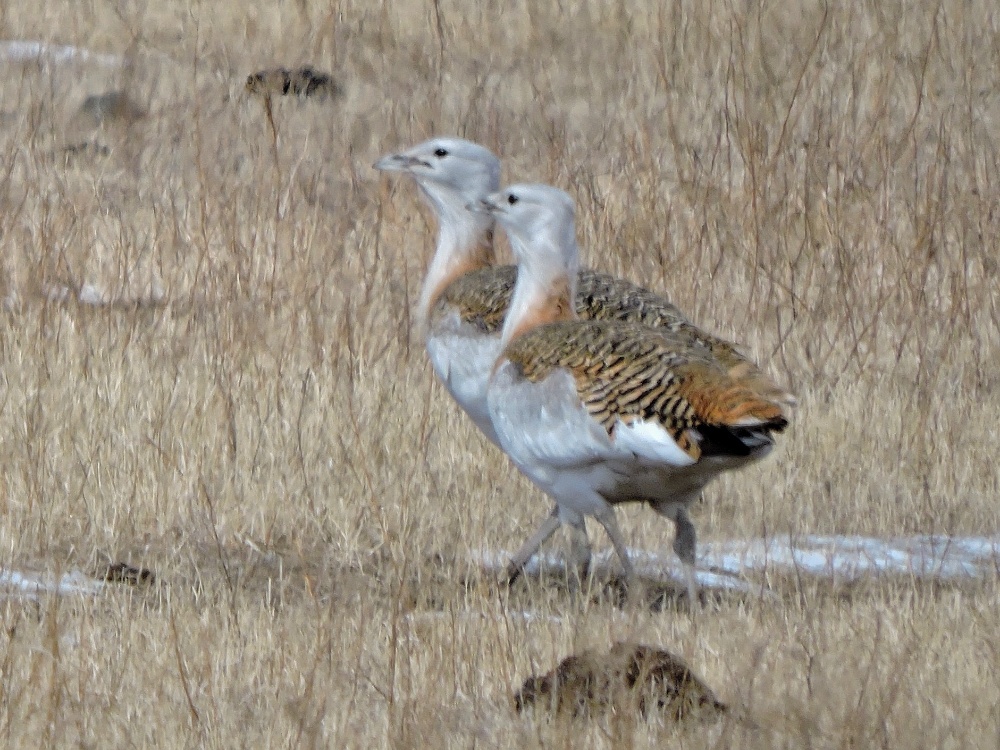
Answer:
[
  {"left": 507, "top": 194, "right": 519, "bottom": 205},
  {"left": 433, "top": 148, "right": 449, "bottom": 157}
]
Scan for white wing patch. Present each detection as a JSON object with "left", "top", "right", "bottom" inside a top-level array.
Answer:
[
  {"left": 728, "top": 415, "right": 768, "bottom": 427},
  {"left": 612, "top": 418, "right": 696, "bottom": 467}
]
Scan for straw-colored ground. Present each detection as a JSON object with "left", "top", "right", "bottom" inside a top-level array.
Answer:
[{"left": 1, "top": 0, "right": 998, "bottom": 746}]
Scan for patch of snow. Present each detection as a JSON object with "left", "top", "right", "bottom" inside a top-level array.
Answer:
[
  {"left": 0, "top": 40, "right": 123, "bottom": 68},
  {"left": 41, "top": 283, "right": 73, "bottom": 303},
  {"left": 404, "top": 609, "right": 563, "bottom": 626},
  {"left": 471, "top": 534, "right": 1000, "bottom": 593},
  {"left": 0, "top": 569, "right": 106, "bottom": 599},
  {"left": 701, "top": 535, "right": 1000, "bottom": 582},
  {"left": 77, "top": 283, "right": 106, "bottom": 305}
]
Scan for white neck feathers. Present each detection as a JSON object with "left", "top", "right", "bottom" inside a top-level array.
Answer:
[
  {"left": 501, "top": 232, "right": 579, "bottom": 348},
  {"left": 416, "top": 185, "right": 496, "bottom": 333}
]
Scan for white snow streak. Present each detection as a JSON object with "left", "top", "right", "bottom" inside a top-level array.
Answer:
[
  {"left": 0, "top": 40, "right": 123, "bottom": 68},
  {"left": 0, "top": 569, "right": 106, "bottom": 600},
  {"left": 472, "top": 534, "right": 1000, "bottom": 591}
]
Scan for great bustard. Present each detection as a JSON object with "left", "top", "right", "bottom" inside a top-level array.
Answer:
[
  {"left": 374, "top": 138, "right": 792, "bottom": 583},
  {"left": 480, "top": 184, "right": 792, "bottom": 597}
]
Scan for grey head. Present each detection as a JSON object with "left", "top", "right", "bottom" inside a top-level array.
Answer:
[
  {"left": 478, "top": 183, "right": 578, "bottom": 272},
  {"left": 374, "top": 137, "right": 502, "bottom": 219}
]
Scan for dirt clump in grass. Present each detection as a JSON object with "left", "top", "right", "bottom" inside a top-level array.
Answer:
[
  {"left": 245, "top": 66, "right": 342, "bottom": 101},
  {"left": 514, "top": 641, "right": 728, "bottom": 720}
]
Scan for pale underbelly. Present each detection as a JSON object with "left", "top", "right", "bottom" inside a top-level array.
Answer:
[{"left": 426, "top": 330, "right": 503, "bottom": 447}]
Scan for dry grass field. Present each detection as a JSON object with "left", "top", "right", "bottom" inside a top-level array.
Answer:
[{"left": 0, "top": 0, "right": 999, "bottom": 746}]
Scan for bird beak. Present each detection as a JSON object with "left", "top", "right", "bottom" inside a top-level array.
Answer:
[
  {"left": 468, "top": 196, "right": 501, "bottom": 215},
  {"left": 372, "top": 153, "right": 428, "bottom": 172}
]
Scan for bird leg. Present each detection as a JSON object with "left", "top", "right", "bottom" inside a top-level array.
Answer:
[
  {"left": 506, "top": 506, "right": 562, "bottom": 586},
  {"left": 593, "top": 505, "right": 635, "bottom": 584},
  {"left": 652, "top": 500, "right": 700, "bottom": 605},
  {"left": 564, "top": 510, "right": 593, "bottom": 583},
  {"left": 672, "top": 507, "right": 699, "bottom": 605}
]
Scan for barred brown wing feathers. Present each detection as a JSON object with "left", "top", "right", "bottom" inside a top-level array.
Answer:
[
  {"left": 577, "top": 271, "right": 689, "bottom": 328},
  {"left": 699, "top": 342, "right": 797, "bottom": 408},
  {"left": 578, "top": 275, "right": 791, "bottom": 405},
  {"left": 433, "top": 266, "right": 516, "bottom": 333},
  {"left": 436, "top": 267, "right": 692, "bottom": 335},
  {"left": 506, "top": 322, "right": 702, "bottom": 435},
  {"left": 671, "top": 364, "right": 789, "bottom": 428},
  {"left": 433, "top": 265, "right": 795, "bottom": 410},
  {"left": 503, "top": 321, "right": 789, "bottom": 459}
]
